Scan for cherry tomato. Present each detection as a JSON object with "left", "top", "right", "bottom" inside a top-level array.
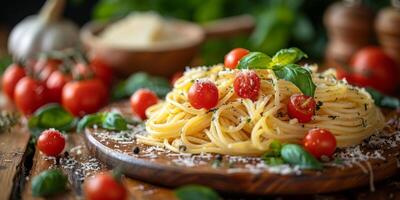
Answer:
[
  {"left": 1, "top": 64, "right": 26, "bottom": 100},
  {"left": 234, "top": 71, "right": 260, "bottom": 101},
  {"left": 287, "top": 94, "right": 316, "bottom": 123},
  {"left": 37, "top": 129, "right": 66, "bottom": 157},
  {"left": 62, "top": 79, "right": 108, "bottom": 117},
  {"left": 34, "top": 59, "right": 61, "bottom": 82},
  {"left": 170, "top": 71, "right": 184, "bottom": 85},
  {"left": 84, "top": 172, "right": 127, "bottom": 200},
  {"left": 72, "top": 63, "right": 94, "bottom": 80},
  {"left": 224, "top": 48, "right": 250, "bottom": 69},
  {"left": 303, "top": 128, "right": 337, "bottom": 159},
  {"left": 341, "top": 47, "right": 399, "bottom": 94},
  {"left": 188, "top": 80, "right": 219, "bottom": 110},
  {"left": 46, "top": 71, "right": 72, "bottom": 103},
  {"left": 14, "top": 77, "right": 48, "bottom": 115},
  {"left": 90, "top": 58, "right": 113, "bottom": 86},
  {"left": 130, "top": 89, "right": 158, "bottom": 120}
]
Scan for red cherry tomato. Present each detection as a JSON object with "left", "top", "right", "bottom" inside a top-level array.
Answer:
[
  {"left": 347, "top": 47, "right": 399, "bottom": 94},
  {"left": 130, "top": 89, "right": 158, "bottom": 120},
  {"left": 224, "top": 48, "right": 250, "bottom": 69},
  {"left": 37, "top": 129, "right": 66, "bottom": 157},
  {"left": 188, "top": 80, "right": 219, "bottom": 110},
  {"left": 34, "top": 59, "right": 61, "bottom": 82},
  {"left": 84, "top": 172, "right": 127, "bottom": 200},
  {"left": 170, "top": 71, "right": 184, "bottom": 85},
  {"left": 2, "top": 64, "right": 26, "bottom": 100},
  {"left": 287, "top": 94, "right": 316, "bottom": 123},
  {"left": 234, "top": 71, "right": 260, "bottom": 101},
  {"left": 303, "top": 128, "right": 337, "bottom": 159},
  {"left": 72, "top": 63, "right": 94, "bottom": 80},
  {"left": 90, "top": 58, "right": 113, "bottom": 86},
  {"left": 62, "top": 79, "right": 108, "bottom": 117},
  {"left": 46, "top": 71, "right": 72, "bottom": 103},
  {"left": 14, "top": 77, "right": 48, "bottom": 115}
]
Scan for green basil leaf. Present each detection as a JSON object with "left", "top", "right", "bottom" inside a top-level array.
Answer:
[
  {"left": 237, "top": 52, "right": 272, "bottom": 69},
  {"left": 28, "top": 104, "right": 76, "bottom": 137},
  {"left": 262, "top": 140, "right": 285, "bottom": 166},
  {"left": 103, "top": 112, "right": 128, "bottom": 131},
  {"left": 77, "top": 113, "right": 105, "bottom": 133},
  {"left": 366, "top": 88, "right": 400, "bottom": 109},
  {"left": 270, "top": 47, "right": 307, "bottom": 67},
  {"left": 273, "top": 64, "right": 316, "bottom": 97},
  {"left": 77, "top": 112, "right": 128, "bottom": 133},
  {"left": 281, "top": 144, "right": 322, "bottom": 170},
  {"left": 175, "top": 185, "right": 220, "bottom": 200},
  {"left": 31, "top": 169, "right": 68, "bottom": 197}
]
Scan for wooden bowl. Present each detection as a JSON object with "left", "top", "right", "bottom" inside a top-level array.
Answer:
[{"left": 80, "top": 19, "right": 205, "bottom": 77}]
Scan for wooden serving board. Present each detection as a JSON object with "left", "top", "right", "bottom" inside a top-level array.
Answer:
[{"left": 84, "top": 102, "right": 400, "bottom": 195}]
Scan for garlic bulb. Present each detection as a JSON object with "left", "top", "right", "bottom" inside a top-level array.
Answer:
[{"left": 8, "top": 0, "right": 79, "bottom": 61}]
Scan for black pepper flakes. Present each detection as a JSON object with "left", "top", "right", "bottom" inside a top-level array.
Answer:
[
  {"left": 364, "top": 103, "right": 368, "bottom": 111},
  {"left": 133, "top": 146, "right": 140, "bottom": 154},
  {"left": 316, "top": 101, "right": 323, "bottom": 111},
  {"left": 179, "top": 145, "right": 187, "bottom": 152},
  {"left": 328, "top": 115, "right": 338, "bottom": 120}
]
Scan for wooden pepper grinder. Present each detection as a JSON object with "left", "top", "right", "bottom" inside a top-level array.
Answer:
[
  {"left": 324, "top": 0, "right": 373, "bottom": 68},
  {"left": 376, "top": 0, "right": 400, "bottom": 67}
]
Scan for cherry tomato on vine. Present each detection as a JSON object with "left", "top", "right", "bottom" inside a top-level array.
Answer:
[
  {"left": 188, "top": 80, "right": 219, "bottom": 110},
  {"left": 90, "top": 58, "right": 113, "bottom": 86},
  {"left": 287, "top": 94, "right": 316, "bottom": 123},
  {"left": 14, "top": 77, "right": 48, "bottom": 115},
  {"left": 130, "top": 89, "right": 158, "bottom": 120},
  {"left": 224, "top": 48, "right": 250, "bottom": 69},
  {"left": 234, "top": 71, "right": 260, "bottom": 101},
  {"left": 84, "top": 172, "right": 127, "bottom": 200},
  {"left": 72, "top": 63, "right": 93, "bottom": 80},
  {"left": 303, "top": 128, "right": 337, "bottom": 159},
  {"left": 37, "top": 129, "right": 66, "bottom": 157},
  {"left": 34, "top": 59, "right": 61, "bottom": 82},
  {"left": 46, "top": 71, "right": 72, "bottom": 103},
  {"left": 62, "top": 79, "right": 108, "bottom": 117},
  {"left": 170, "top": 71, "right": 184, "bottom": 85},
  {"left": 2, "top": 64, "right": 26, "bottom": 100}
]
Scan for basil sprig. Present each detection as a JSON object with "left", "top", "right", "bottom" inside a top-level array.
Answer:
[
  {"left": 237, "top": 47, "right": 315, "bottom": 97},
  {"left": 175, "top": 185, "right": 221, "bottom": 200},
  {"left": 261, "top": 140, "right": 285, "bottom": 166},
  {"left": 31, "top": 169, "right": 68, "bottom": 197},
  {"left": 281, "top": 144, "right": 322, "bottom": 170},
  {"left": 366, "top": 87, "right": 400, "bottom": 109},
  {"left": 77, "top": 112, "right": 128, "bottom": 133},
  {"left": 28, "top": 104, "right": 77, "bottom": 137}
]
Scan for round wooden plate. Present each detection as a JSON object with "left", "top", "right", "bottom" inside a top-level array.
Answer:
[{"left": 84, "top": 102, "right": 400, "bottom": 195}]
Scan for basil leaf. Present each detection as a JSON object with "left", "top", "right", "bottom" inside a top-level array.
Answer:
[
  {"left": 112, "top": 72, "right": 171, "bottom": 100},
  {"left": 28, "top": 104, "right": 76, "bottom": 137},
  {"left": 31, "top": 169, "right": 68, "bottom": 197},
  {"left": 281, "top": 144, "right": 322, "bottom": 170},
  {"left": 237, "top": 52, "right": 272, "bottom": 70},
  {"left": 77, "top": 112, "right": 128, "bottom": 133},
  {"left": 270, "top": 47, "right": 307, "bottom": 67},
  {"left": 175, "top": 185, "right": 220, "bottom": 200},
  {"left": 366, "top": 88, "right": 400, "bottom": 109},
  {"left": 273, "top": 64, "right": 316, "bottom": 97},
  {"left": 262, "top": 140, "right": 285, "bottom": 166},
  {"left": 103, "top": 112, "right": 128, "bottom": 131}
]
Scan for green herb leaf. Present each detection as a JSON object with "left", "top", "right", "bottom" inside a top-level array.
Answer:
[
  {"left": 175, "top": 185, "right": 220, "bottom": 200},
  {"left": 262, "top": 140, "right": 285, "bottom": 166},
  {"left": 237, "top": 52, "right": 272, "bottom": 70},
  {"left": 31, "top": 169, "right": 68, "bottom": 197},
  {"left": 28, "top": 104, "right": 76, "bottom": 137},
  {"left": 366, "top": 88, "right": 400, "bottom": 109},
  {"left": 273, "top": 64, "right": 316, "bottom": 97},
  {"left": 112, "top": 72, "right": 171, "bottom": 100},
  {"left": 77, "top": 112, "right": 128, "bottom": 133},
  {"left": 280, "top": 144, "right": 322, "bottom": 170},
  {"left": 270, "top": 47, "right": 307, "bottom": 67}
]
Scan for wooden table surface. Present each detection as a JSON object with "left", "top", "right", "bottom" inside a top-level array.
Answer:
[{"left": 1, "top": 94, "right": 400, "bottom": 200}]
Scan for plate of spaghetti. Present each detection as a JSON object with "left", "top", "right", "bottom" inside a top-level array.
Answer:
[{"left": 82, "top": 47, "right": 400, "bottom": 195}]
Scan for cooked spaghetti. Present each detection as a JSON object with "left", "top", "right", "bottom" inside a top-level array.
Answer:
[{"left": 137, "top": 65, "right": 385, "bottom": 155}]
